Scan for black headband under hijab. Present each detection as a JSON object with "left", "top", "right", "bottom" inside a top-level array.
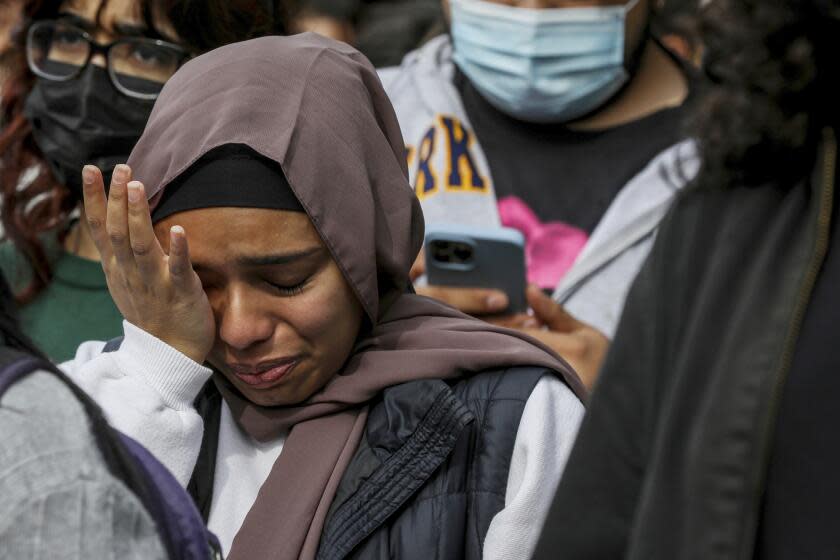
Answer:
[{"left": 151, "top": 144, "right": 304, "bottom": 223}]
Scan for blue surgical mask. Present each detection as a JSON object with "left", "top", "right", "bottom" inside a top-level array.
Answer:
[{"left": 450, "top": 0, "right": 640, "bottom": 123}]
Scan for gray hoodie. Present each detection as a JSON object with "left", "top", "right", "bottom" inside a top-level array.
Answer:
[{"left": 0, "top": 371, "right": 165, "bottom": 559}]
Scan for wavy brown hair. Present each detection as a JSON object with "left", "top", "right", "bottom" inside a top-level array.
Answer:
[
  {"left": 692, "top": 0, "right": 840, "bottom": 191},
  {"left": 0, "top": 0, "right": 288, "bottom": 304}
]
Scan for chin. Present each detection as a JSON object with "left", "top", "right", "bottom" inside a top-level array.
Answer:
[
  {"left": 230, "top": 375, "right": 312, "bottom": 407},
  {"left": 242, "top": 388, "right": 299, "bottom": 407}
]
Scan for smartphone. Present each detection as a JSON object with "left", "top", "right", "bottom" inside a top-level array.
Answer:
[{"left": 424, "top": 224, "right": 527, "bottom": 314}]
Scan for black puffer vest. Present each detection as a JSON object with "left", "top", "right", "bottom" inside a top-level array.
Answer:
[{"left": 188, "top": 366, "right": 552, "bottom": 560}]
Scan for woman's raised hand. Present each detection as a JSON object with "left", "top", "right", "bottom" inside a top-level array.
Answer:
[{"left": 82, "top": 164, "right": 215, "bottom": 364}]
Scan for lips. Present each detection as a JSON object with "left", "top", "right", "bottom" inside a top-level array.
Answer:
[{"left": 230, "top": 358, "right": 299, "bottom": 389}]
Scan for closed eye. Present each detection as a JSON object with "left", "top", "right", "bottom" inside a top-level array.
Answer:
[{"left": 266, "top": 279, "right": 308, "bottom": 296}]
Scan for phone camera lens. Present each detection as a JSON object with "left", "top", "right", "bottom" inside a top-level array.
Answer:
[
  {"left": 432, "top": 241, "right": 452, "bottom": 263},
  {"left": 453, "top": 244, "right": 473, "bottom": 263}
]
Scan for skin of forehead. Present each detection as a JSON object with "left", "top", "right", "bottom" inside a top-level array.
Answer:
[
  {"left": 62, "top": 0, "right": 141, "bottom": 25},
  {"left": 153, "top": 208, "right": 324, "bottom": 270},
  {"left": 60, "top": 0, "right": 179, "bottom": 41}
]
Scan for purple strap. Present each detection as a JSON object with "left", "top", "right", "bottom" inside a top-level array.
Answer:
[{"left": 0, "top": 355, "right": 43, "bottom": 397}]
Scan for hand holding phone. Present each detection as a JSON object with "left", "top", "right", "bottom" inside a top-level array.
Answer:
[{"left": 423, "top": 225, "right": 527, "bottom": 314}]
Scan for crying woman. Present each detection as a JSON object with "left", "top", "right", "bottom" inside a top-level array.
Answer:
[{"left": 61, "top": 33, "right": 586, "bottom": 560}]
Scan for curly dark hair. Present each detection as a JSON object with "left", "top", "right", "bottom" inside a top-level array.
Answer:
[
  {"left": 692, "top": 0, "right": 840, "bottom": 191},
  {"left": 0, "top": 0, "right": 289, "bottom": 304}
]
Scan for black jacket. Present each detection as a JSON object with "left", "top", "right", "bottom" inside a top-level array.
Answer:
[
  {"left": 533, "top": 128, "right": 837, "bottom": 560},
  {"left": 189, "top": 366, "right": 554, "bottom": 559}
]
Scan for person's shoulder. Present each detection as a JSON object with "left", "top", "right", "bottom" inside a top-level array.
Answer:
[
  {"left": 650, "top": 173, "right": 810, "bottom": 286},
  {"left": 0, "top": 371, "right": 167, "bottom": 558},
  {"left": 456, "top": 370, "right": 582, "bottom": 445},
  {"left": 0, "top": 231, "right": 65, "bottom": 295},
  {"left": 500, "top": 368, "right": 582, "bottom": 411},
  {"left": 0, "top": 369, "right": 88, "bottom": 433},
  {"left": 0, "top": 367, "right": 121, "bottom": 492},
  {"left": 526, "top": 374, "right": 584, "bottom": 418},
  {"left": 455, "top": 365, "right": 577, "bottom": 407},
  {"left": 614, "top": 139, "right": 698, "bottom": 200},
  {"left": 0, "top": 239, "right": 31, "bottom": 280},
  {"left": 0, "top": 370, "right": 96, "bottom": 494},
  {"left": 377, "top": 34, "right": 453, "bottom": 93},
  {"left": 669, "top": 175, "right": 793, "bottom": 229}
]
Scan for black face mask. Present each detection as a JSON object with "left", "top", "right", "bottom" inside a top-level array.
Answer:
[{"left": 24, "top": 64, "right": 154, "bottom": 199}]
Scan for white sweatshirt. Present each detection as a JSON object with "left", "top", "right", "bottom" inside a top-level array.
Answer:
[{"left": 62, "top": 321, "right": 584, "bottom": 558}]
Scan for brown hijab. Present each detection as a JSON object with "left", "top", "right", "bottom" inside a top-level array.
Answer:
[{"left": 127, "top": 33, "right": 585, "bottom": 560}]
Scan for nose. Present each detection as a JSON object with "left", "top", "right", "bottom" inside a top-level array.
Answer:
[
  {"left": 215, "top": 284, "right": 275, "bottom": 352},
  {"left": 90, "top": 29, "right": 116, "bottom": 68}
]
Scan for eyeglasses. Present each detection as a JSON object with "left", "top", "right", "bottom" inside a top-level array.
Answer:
[{"left": 26, "top": 19, "right": 189, "bottom": 100}]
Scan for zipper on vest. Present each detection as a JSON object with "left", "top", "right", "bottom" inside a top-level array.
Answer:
[{"left": 742, "top": 127, "right": 836, "bottom": 558}]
